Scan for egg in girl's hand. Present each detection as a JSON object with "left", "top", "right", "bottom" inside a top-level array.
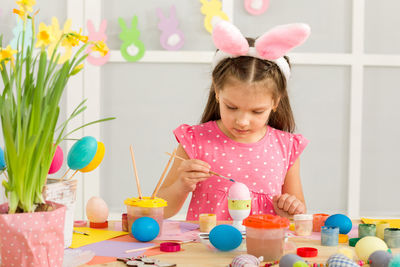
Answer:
[{"left": 86, "top": 196, "right": 109, "bottom": 223}]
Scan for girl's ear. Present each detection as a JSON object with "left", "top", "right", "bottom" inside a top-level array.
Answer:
[{"left": 272, "top": 97, "right": 281, "bottom": 111}]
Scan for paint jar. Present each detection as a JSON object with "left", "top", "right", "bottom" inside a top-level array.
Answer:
[
  {"left": 124, "top": 197, "right": 167, "bottom": 236},
  {"left": 199, "top": 213, "right": 216, "bottom": 233},
  {"left": 312, "top": 213, "right": 329, "bottom": 232},
  {"left": 321, "top": 226, "right": 339, "bottom": 246},
  {"left": 122, "top": 213, "right": 128, "bottom": 232},
  {"left": 243, "top": 214, "right": 290, "bottom": 261},
  {"left": 384, "top": 228, "right": 400, "bottom": 248},
  {"left": 294, "top": 214, "right": 313, "bottom": 236},
  {"left": 376, "top": 221, "right": 390, "bottom": 239},
  {"left": 358, "top": 224, "right": 376, "bottom": 238}
]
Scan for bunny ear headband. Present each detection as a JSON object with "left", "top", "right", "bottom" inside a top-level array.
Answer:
[{"left": 211, "top": 18, "right": 311, "bottom": 81}]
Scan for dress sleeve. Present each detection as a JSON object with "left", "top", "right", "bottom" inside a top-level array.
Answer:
[
  {"left": 287, "top": 133, "right": 309, "bottom": 170},
  {"left": 173, "top": 124, "right": 198, "bottom": 159}
]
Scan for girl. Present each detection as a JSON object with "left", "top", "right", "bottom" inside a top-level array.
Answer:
[{"left": 158, "top": 21, "right": 311, "bottom": 220}]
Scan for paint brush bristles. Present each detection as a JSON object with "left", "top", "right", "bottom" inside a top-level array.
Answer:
[{"left": 164, "top": 152, "right": 235, "bottom": 183}]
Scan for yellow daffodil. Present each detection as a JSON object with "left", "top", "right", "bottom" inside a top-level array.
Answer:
[
  {"left": 63, "top": 29, "right": 88, "bottom": 48},
  {"left": 13, "top": 8, "right": 27, "bottom": 21},
  {"left": 16, "top": 0, "right": 36, "bottom": 13},
  {"left": 0, "top": 45, "right": 18, "bottom": 70},
  {"left": 70, "top": 64, "right": 84, "bottom": 76},
  {"left": 91, "top": 40, "right": 109, "bottom": 57},
  {"left": 35, "top": 22, "right": 55, "bottom": 48}
]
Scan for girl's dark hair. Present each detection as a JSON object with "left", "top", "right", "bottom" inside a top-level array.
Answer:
[{"left": 200, "top": 38, "right": 295, "bottom": 133}]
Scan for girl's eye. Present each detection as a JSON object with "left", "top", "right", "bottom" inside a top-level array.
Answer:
[
  {"left": 226, "top": 105, "right": 237, "bottom": 110},
  {"left": 253, "top": 110, "right": 265, "bottom": 114}
]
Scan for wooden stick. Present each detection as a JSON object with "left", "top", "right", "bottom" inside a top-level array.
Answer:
[
  {"left": 151, "top": 148, "right": 176, "bottom": 199},
  {"left": 165, "top": 152, "right": 235, "bottom": 182},
  {"left": 124, "top": 239, "right": 195, "bottom": 253},
  {"left": 3, "top": 172, "right": 8, "bottom": 180},
  {"left": 66, "top": 170, "right": 79, "bottom": 180},
  {"left": 58, "top": 168, "right": 70, "bottom": 182},
  {"left": 130, "top": 145, "right": 142, "bottom": 199}
]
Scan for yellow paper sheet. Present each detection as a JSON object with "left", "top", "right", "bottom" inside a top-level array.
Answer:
[
  {"left": 70, "top": 227, "right": 128, "bottom": 248},
  {"left": 361, "top": 218, "right": 400, "bottom": 228}
]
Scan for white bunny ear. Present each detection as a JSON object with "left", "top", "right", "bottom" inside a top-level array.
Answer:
[
  {"left": 212, "top": 18, "right": 249, "bottom": 56},
  {"left": 255, "top": 23, "right": 310, "bottom": 60}
]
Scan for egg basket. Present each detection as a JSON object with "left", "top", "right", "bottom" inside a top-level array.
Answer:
[{"left": 43, "top": 179, "right": 78, "bottom": 248}]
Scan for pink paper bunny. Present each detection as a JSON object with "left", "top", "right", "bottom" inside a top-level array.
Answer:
[
  {"left": 86, "top": 19, "right": 110, "bottom": 66},
  {"left": 156, "top": 5, "right": 185, "bottom": 51}
]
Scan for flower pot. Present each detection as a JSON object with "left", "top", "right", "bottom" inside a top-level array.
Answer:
[
  {"left": 43, "top": 179, "right": 77, "bottom": 248},
  {"left": 0, "top": 201, "right": 66, "bottom": 267}
]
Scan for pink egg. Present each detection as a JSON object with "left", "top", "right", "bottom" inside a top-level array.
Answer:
[
  {"left": 86, "top": 196, "right": 109, "bottom": 223},
  {"left": 48, "top": 145, "right": 63, "bottom": 174},
  {"left": 228, "top": 182, "right": 251, "bottom": 200}
]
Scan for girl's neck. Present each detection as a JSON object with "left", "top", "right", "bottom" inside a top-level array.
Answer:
[{"left": 215, "top": 120, "right": 268, "bottom": 144}]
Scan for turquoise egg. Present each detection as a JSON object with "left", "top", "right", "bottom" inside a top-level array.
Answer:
[
  {"left": 0, "top": 147, "right": 5, "bottom": 170},
  {"left": 67, "top": 136, "right": 98, "bottom": 170},
  {"left": 324, "top": 214, "right": 352, "bottom": 234},
  {"left": 132, "top": 217, "right": 160, "bottom": 242},
  {"left": 209, "top": 224, "right": 242, "bottom": 251}
]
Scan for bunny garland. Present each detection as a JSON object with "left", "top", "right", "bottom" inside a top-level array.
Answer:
[
  {"left": 156, "top": 5, "right": 185, "bottom": 51},
  {"left": 118, "top": 16, "right": 146, "bottom": 62},
  {"left": 87, "top": 19, "right": 110, "bottom": 66},
  {"left": 244, "top": 0, "right": 269, "bottom": 15},
  {"left": 211, "top": 18, "right": 311, "bottom": 81},
  {"left": 200, "top": 0, "right": 229, "bottom": 33}
]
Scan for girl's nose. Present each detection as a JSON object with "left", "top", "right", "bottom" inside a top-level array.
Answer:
[{"left": 235, "top": 115, "right": 249, "bottom": 128}]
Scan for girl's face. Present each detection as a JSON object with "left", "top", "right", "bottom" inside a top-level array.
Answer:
[{"left": 216, "top": 79, "right": 278, "bottom": 143}]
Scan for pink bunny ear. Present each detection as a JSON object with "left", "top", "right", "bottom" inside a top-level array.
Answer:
[
  {"left": 212, "top": 18, "right": 249, "bottom": 56},
  {"left": 255, "top": 23, "right": 310, "bottom": 60},
  {"left": 99, "top": 19, "right": 107, "bottom": 33},
  {"left": 87, "top": 19, "right": 95, "bottom": 33}
]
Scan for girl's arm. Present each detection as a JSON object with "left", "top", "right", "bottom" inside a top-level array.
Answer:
[
  {"left": 272, "top": 158, "right": 307, "bottom": 218},
  {"left": 157, "top": 144, "right": 211, "bottom": 218}
]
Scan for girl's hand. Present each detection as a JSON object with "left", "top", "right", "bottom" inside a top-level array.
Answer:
[
  {"left": 176, "top": 159, "right": 211, "bottom": 193},
  {"left": 272, "top": 193, "right": 306, "bottom": 218}
]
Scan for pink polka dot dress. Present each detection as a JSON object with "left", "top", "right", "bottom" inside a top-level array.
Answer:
[{"left": 173, "top": 121, "right": 308, "bottom": 221}]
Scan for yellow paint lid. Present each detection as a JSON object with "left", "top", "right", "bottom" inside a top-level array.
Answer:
[{"left": 124, "top": 196, "right": 167, "bottom": 208}]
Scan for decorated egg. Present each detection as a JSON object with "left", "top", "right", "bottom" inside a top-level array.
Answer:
[
  {"left": 280, "top": 254, "right": 306, "bottom": 267},
  {"left": 369, "top": 250, "right": 393, "bottom": 267},
  {"left": 355, "top": 236, "right": 388, "bottom": 261},
  {"left": 0, "top": 147, "right": 5, "bottom": 170},
  {"left": 209, "top": 224, "right": 242, "bottom": 251},
  {"left": 324, "top": 214, "right": 352, "bottom": 234},
  {"left": 231, "top": 254, "right": 263, "bottom": 267},
  {"left": 80, "top": 142, "right": 105, "bottom": 173},
  {"left": 389, "top": 254, "right": 400, "bottom": 267},
  {"left": 67, "top": 136, "right": 97, "bottom": 170},
  {"left": 86, "top": 196, "right": 109, "bottom": 223},
  {"left": 48, "top": 145, "right": 63, "bottom": 174},
  {"left": 228, "top": 182, "right": 251, "bottom": 200},
  {"left": 131, "top": 217, "right": 159, "bottom": 242},
  {"left": 327, "top": 254, "right": 359, "bottom": 267}
]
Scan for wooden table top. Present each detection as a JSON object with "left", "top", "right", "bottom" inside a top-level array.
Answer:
[{"left": 83, "top": 221, "right": 400, "bottom": 267}]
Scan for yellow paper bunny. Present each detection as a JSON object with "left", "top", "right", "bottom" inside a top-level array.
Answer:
[{"left": 200, "top": 0, "right": 229, "bottom": 33}]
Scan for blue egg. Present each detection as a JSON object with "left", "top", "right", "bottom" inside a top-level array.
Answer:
[
  {"left": 324, "top": 214, "right": 352, "bottom": 234},
  {"left": 209, "top": 224, "right": 242, "bottom": 251},
  {"left": 0, "top": 147, "right": 5, "bottom": 170},
  {"left": 131, "top": 217, "right": 160, "bottom": 242},
  {"left": 67, "top": 136, "right": 97, "bottom": 170}
]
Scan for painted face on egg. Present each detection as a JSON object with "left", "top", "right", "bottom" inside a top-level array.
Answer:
[{"left": 216, "top": 78, "right": 278, "bottom": 144}]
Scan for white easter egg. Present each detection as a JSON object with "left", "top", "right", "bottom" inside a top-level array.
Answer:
[{"left": 86, "top": 196, "right": 109, "bottom": 223}]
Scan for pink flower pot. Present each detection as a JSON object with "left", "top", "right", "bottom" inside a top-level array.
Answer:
[{"left": 0, "top": 201, "right": 66, "bottom": 267}]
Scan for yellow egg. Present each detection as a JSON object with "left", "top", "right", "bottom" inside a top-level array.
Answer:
[
  {"left": 355, "top": 236, "right": 388, "bottom": 261},
  {"left": 86, "top": 196, "right": 109, "bottom": 223}
]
